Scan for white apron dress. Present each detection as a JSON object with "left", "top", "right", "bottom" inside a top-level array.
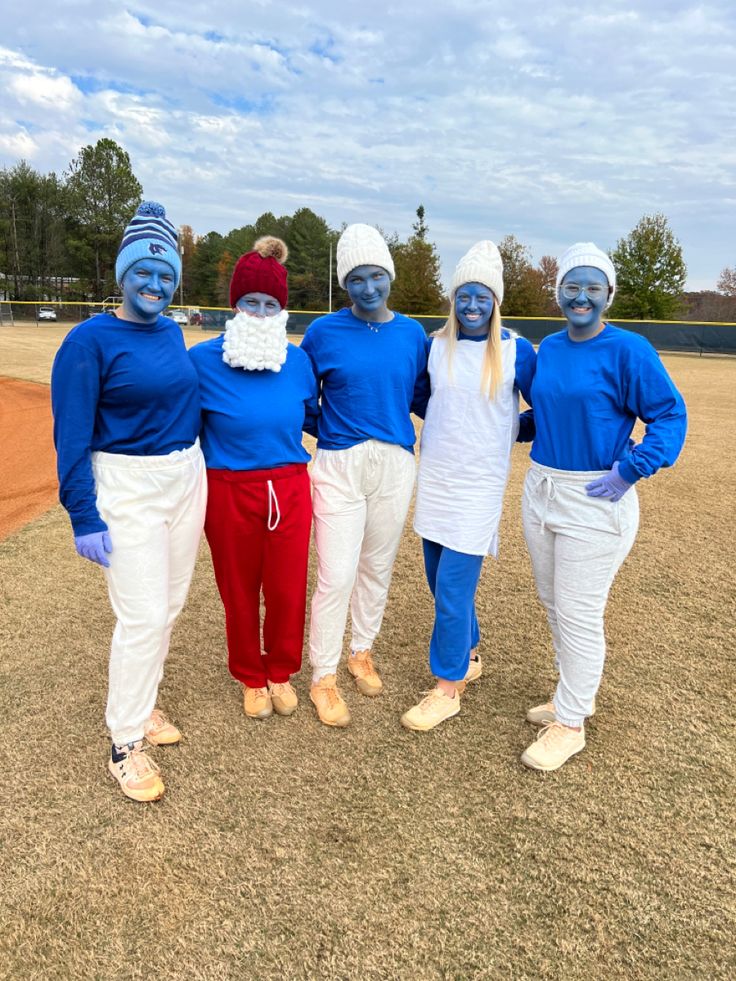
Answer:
[{"left": 413, "top": 334, "right": 519, "bottom": 557}]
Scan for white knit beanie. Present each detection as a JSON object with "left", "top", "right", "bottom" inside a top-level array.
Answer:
[
  {"left": 336, "top": 223, "right": 395, "bottom": 288},
  {"left": 451, "top": 240, "right": 504, "bottom": 307},
  {"left": 555, "top": 242, "right": 616, "bottom": 308}
]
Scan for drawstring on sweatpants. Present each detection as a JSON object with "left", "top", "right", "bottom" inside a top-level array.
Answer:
[
  {"left": 267, "top": 480, "right": 281, "bottom": 531},
  {"left": 367, "top": 440, "right": 381, "bottom": 473},
  {"left": 540, "top": 474, "right": 557, "bottom": 533}
]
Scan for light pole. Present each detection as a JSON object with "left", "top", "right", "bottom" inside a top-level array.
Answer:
[
  {"left": 328, "top": 241, "right": 333, "bottom": 312},
  {"left": 179, "top": 238, "right": 184, "bottom": 308}
]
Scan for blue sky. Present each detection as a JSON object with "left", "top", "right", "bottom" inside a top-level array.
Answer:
[{"left": 1, "top": 1, "right": 734, "bottom": 291}]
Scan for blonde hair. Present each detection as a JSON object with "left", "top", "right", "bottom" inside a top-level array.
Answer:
[{"left": 434, "top": 298, "right": 504, "bottom": 400}]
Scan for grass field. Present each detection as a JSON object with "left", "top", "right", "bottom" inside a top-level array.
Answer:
[{"left": 0, "top": 326, "right": 734, "bottom": 979}]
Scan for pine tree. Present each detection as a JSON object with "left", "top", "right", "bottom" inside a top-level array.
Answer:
[
  {"left": 610, "top": 214, "right": 686, "bottom": 320},
  {"left": 64, "top": 139, "right": 143, "bottom": 299},
  {"left": 389, "top": 206, "right": 445, "bottom": 315}
]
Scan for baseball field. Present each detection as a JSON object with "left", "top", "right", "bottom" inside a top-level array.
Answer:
[{"left": 0, "top": 325, "right": 733, "bottom": 980}]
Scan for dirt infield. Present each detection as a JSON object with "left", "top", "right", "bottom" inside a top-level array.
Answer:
[
  {"left": 0, "top": 324, "right": 212, "bottom": 541},
  {"left": 0, "top": 378, "right": 58, "bottom": 539},
  {"left": 1, "top": 327, "right": 734, "bottom": 979}
]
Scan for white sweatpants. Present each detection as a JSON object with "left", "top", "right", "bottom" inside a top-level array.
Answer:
[
  {"left": 522, "top": 462, "right": 639, "bottom": 727},
  {"left": 92, "top": 442, "right": 207, "bottom": 746},
  {"left": 309, "top": 440, "right": 416, "bottom": 681}
]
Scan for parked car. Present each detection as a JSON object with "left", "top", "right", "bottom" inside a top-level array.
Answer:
[
  {"left": 168, "top": 308, "right": 188, "bottom": 326},
  {"left": 38, "top": 306, "right": 57, "bottom": 322}
]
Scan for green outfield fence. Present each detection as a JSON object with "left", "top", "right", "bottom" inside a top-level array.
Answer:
[{"left": 2, "top": 301, "right": 735, "bottom": 356}]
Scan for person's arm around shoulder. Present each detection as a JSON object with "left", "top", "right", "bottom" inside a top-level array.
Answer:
[
  {"left": 410, "top": 331, "right": 432, "bottom": 420},
  {"left": 298, "top": 345, "right": 321, "bottom": 437},
  {"left": 298, "top": 319, "right": 322, "bottom": 379},
  {"left": 514, "top": 336, "right": 536, "bottom": 443}
]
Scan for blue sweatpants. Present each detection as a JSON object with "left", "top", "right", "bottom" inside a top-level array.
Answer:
[{"left": 422, "top": 538, "right": 484, "bottom": 682}]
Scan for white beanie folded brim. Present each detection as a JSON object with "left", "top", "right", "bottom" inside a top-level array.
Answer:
[
  {"left": 451, "top": 240, "right": 504, "bottom": 307},
  {"left": 556, "top": 242, "right": 616, "bottom": 308},
  {"left": 336, "top": 223, "right": 395, "bottom": 288}
]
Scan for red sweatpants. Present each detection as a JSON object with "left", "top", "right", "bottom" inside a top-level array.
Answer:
[{"left": 205, "top": 464, "right": 312, "bottom": 688}]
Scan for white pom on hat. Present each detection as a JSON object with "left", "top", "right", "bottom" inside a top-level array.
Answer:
[
  {"left": 555, "top": 242, "right": 616, "bottom": 308},
  {"left": 336, "top": 223, "right": 395, "bottom": 288},
  {"left": 451, "top": 240, "right": 504, "bottom": 307}
]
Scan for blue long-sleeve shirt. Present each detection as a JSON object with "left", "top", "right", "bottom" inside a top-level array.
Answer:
[
  {"left": 530, "top": 324, "right": 687, "bottom": 481},
  {"left": 188, "top": 337, "right": 319, "bottom": 470},
  {"left": 50, "top": 312, "right": 201, "bottom": 536},
  {"left": 299, "top": 307, "right": 429, "bottom": 452}
]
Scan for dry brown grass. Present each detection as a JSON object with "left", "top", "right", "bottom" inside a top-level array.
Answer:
[{"left": 0, "top": 328, "right": 734, "bottom": 979}]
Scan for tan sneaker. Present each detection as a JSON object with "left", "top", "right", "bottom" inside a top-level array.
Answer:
[
  {"left": 144, "top": 708, "right": 181, "bottom": 746},
  {"left": 521, "top": 721, "right": 586, "bottom": 771},
  {"left": 310, "top": 674, "right": 351, "bottom": 727},
  {"left": 269, "top": 681, "right": 298, "bottom": 717},
  {"left": 244, "top": 686, "right": 273, "bottom": 720},
  {"left": 108, "top": 741, "right": 165, "bottom": 802},
  {"left": 464, "top": 651, "right": 482, "bottom": 684},
  {"left": 526, "top": 695, "right": 596, "bottom": 726},
  {"left": 347, "top": 648, "right": 383, "bottom": 696},
  {"left": 401, "top": 688, "right": 460, "bottom": 732}
]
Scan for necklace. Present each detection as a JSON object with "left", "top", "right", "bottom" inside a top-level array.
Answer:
[{"left": 352, "top": 308, "right": 393, "bottom": 333}]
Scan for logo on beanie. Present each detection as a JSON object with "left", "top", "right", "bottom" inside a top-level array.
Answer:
[{"left": 149, "top": 243, "right": 167, "bottom": 256}]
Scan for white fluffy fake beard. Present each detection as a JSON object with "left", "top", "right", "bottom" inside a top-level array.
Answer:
[{"left": 221, "top": 309, "right": 289, "bottom": 371}]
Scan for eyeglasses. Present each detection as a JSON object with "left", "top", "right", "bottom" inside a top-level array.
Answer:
[{"left": 560, "top": 283, "right": 609, "bottom": 300}]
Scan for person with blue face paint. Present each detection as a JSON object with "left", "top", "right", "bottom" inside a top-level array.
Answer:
[
  {"left": 50, "top": 201, "right": 206, "bottom": 802},
  {"left": 520, "top": 242, "right": 687, "bottom": 772},
  {"left": 300, "top": 223, "right": 430, "bottom": 727},
  {"left": 401, "top": 241, "right": 536, "bottom": 731},
  {"left": 189, "top": 238, "right": 319, "bottom": 722}
]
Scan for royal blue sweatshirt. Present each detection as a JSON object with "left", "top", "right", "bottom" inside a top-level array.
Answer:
[
  {"left": 300, "top": 307, "right": 429, "bottom": 452},
  {"left": 189, "top": 337, "right": 319, "bottom": 470},
  {"left": 50, "top": 312, "right": 201, "bottom": 536},
  {"left": 530, "top": 324, "right": 687, "bottom": 481}
]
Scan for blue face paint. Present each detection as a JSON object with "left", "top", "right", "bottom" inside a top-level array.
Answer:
[
  {"left": 236, "top": 292, "right": 282, "bottom": 318},
  {"left": 559, "top": 266, "right": 610, "bottom": 340},
  {"left": 455, "top": 282, "right": 494, "bottom": 337},
  {"left": 120, "top": 258, "right": 177, "bottom": 323},
  {"left": 345, "top": 265, "right": 391, "bottom": 320}
]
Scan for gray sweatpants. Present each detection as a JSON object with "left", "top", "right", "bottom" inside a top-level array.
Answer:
[{"left": 522, "top": 461, "right": 639, "bottom": 727}]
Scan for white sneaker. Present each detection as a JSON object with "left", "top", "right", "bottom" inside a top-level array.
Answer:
[
  {"left": 401, "top": 688, "right": 460, "bottom": 732},
  {"left": 526, "top": 695, "right": 596, "bottom": 726},
  {"left": 464, "top": 651, "right": 482, "bottom": 684},
  {"left": 521, "top": 721, "right": 586, "bottom": 772}
]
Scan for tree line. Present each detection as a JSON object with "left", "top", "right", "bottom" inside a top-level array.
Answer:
[{"left": 2, "top": 138, "right": 735, "bottom": 322}]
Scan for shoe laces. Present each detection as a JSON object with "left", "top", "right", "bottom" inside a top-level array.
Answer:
[
  {"left": 351, "top": 649, "right": 375, "bottom": 673},
  {"left": 315, "top": 677, "right": 341, "bottom": 707},
  {"left": 418, "top": 689, "right": 452, "bottom": 713},
  {"left": 147, "top": 709, "right": 168, "bottom": 733},
  {"left": 117, "top": 743, "right": 160, "bottom": 779},
  {"left": 250, "top": 686, "right": 269, "bottom": 699},
  {"left": 270, "top": 682, "right": 292, "bottom": 697},
  {"left": 538, "top": 721, "right": 574, "bottom": 745}
]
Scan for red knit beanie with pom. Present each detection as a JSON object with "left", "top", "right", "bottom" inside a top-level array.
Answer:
[{"left": 229, "top": 236, "right": 289, "bottom": 309}]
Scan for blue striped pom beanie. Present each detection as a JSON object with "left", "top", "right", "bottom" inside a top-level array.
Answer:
[{"left": 115, "top": 201, "right": 181, "bottom": 287}]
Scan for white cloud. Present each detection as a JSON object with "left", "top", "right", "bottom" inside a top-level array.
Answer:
[
  {"left": 0, "top": 1, "right": 734, "bottom": 289},
  {"left": 0, "top": 127, "right": 38, "bottom": 158},
  {"left": 10, "top": 73, "right": 80, "bottom": 110}
]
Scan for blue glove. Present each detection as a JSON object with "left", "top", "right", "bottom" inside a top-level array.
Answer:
[
  {"left": 585, "top": 461, "right": 632, "bottom": 502},
  {"left": 74, "top": 531, "right": 113, "bottom": 567}
]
